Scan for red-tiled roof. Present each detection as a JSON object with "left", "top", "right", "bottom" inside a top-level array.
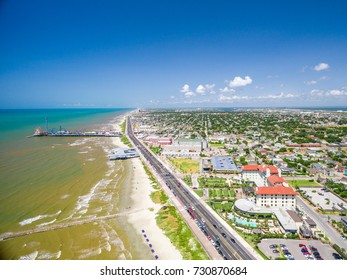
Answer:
[
  {"left": 269, "top": 165, "right": 279, "bottom": 174},
  {"left": 267, "top": 175, "right": 286, "bottom": 185},
  {"left": 242, "top": 165, "right": 259, "bottom": 171},
  {"left": 258, "top": 165, "right": 267, "bottom": 172},
  {"left": 256, "top": 185, "right": 298, "bottom": 195},
  {"left": 242, "top": 165, "right": 267, "bottom": 172}
]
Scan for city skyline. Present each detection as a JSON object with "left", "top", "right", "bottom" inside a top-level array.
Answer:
[{"left": 1, "top": 0, "right": 347, "bottom": 108}]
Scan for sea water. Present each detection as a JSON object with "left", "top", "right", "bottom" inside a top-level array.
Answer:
[{"left": 0, "top": 109, "right": 152, "bottom": 260}]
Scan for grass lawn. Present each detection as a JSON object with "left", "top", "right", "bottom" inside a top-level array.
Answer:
[
  {"left": 169, "top": 158, "right": 199, "bottom": 174},
  {"left": 150, "top": 189, "right": 168, "bottom": 204},
  {"left": 198, "top": 177, "right": 229, "bottom": 188},
  {"left": 209, "top": 142, "right": 225, "bottom": 147},
  {"left": 194, "top": 189, "right": 203, "bottom": 197},
  {"left": 120, "top": 136, "right": 133, "bottom": 147},
  {"left": 156, "top": 206, "right": 209, "bottom": 260},
  {"left": 209, "top": 189, "right": 235, "bottom": 199},
  {"left": 287, "top": 179, "right": 321, "bottom": 187}
]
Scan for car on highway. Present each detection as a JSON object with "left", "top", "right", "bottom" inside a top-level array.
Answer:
[
  {"left": 207, "top": 236, "right": 212, "bottom": 241},
  {"left": 222, "top": 233, "right": 227, "bottom": 238}
]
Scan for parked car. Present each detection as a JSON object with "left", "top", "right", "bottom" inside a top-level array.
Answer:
[
  {"left": 332, "top": 253, "right": 342, "bottom": 259},
  {"left": 272, "top": 250, "right": 279, "bottom": 253},
  {"left": 269, "top": 244, "right": 277, "bottom": 249},
  {"left": 309, "top": 245, "right": 318, "bottom": 251}
]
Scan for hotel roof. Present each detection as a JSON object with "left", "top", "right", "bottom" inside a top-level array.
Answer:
[
  {"left": 267, "top": 174, "right": 286, "bottom": 185},
  {"left": 242, "top": 165, "right": 266, "bottom": 172},
  {"left": 269, "top": 165, "right": 279, "bottom": 174},
  {"left": 256, "top": 185, "right": 298, "bottom": 195}
]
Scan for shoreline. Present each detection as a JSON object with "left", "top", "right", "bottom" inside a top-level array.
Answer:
[{"left": 110, "top": 114, "right": 182, "bottom": 260}]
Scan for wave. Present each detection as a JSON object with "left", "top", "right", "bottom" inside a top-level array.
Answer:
[
  {"left": 19, "top": 210, "right": 62, "bottom": 226},
  {"left": 19, "top": 251, "right": 38, "bottom": 260}
]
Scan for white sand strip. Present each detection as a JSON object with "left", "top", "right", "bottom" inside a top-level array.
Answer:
[{"left": 111, "top": 114, "right": 182, "bottom": 260}]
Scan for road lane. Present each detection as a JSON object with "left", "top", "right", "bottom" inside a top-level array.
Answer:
[{"left": 127, "top": 116, "right": 256, "bottom": 260}]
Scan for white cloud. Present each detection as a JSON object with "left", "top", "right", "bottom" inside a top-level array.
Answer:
[
  {"left": 219, "top": 87, "right": 235, "bottom": 93},
  {"left": 180, "top": 84, "right": 191, "bottom": 93},
  {"left": 205, "top": 84, "right": 216, "bottom": 94},
  {"left": 170, "top": 95, "right": 175, "bottom": 99},
  {"left": 327, "top": 89, "right": 347, "bottom": 96},
  {"left": 180, "top": 84, "right": 195, "bottom": 97},
  {"left": 218, "top": 94, "right": 250, "bottom": 101},
  {"left": 305, "top": 76, "right": 328, "bottom": 86},
  {"left": 184, "top": 91, "right": 196, "bottom": 97},
  {"left": 196, "top": 84, "right": 206, "bottom": 94},
  {"left": 305, "top": 80, "right": 318, "bottom": 86},
  {"left": 258, "top": 92, "right": 297, "bottom": 99},
  {"left": 314, "top": 63, "right": 330, "bottom": 71},
  {"left": 228, "top": 76, "right": 253, "bottom": 88},
  {"left": 311, "top": 87, "right": 347, "bottom": 96},
  {"left": 310, "top": 89, "right": 325, "bottom": 96}
]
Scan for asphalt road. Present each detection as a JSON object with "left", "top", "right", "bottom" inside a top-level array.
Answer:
[
  {"left": 127, "top": 116, "right": 256, "bottom": 260},
  {"left": 297, "top": 196, "right": 347, "bottom": 250}
]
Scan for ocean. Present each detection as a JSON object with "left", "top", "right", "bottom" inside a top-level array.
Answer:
[{"left": 0, "top": 109, "right": 152, "bottom": 260}]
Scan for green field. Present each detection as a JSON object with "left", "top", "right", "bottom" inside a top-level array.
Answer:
[
  {"left": 169, "top": 158, "right": 199, "bottom": 173},
  {"left": 198, "top": 177, "right": 229, "bottom": 188},
  {"left": 209, "top": 142, "right": 225, "bottom": 147},
  {"left": 209, "top": 189, "right": 235, "bottom": 199},
  {"left": 194, "top": 189, "right": 203, "bottom": 197},
  {"left": 287, "top": 179, "right": 321, "bottom": 187}
]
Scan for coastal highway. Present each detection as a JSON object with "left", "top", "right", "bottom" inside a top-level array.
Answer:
[{"left": 127, "top": 116, "right": 256, "bottom": 260}]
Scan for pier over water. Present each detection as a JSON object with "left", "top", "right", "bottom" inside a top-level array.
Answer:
[
  {"left": 27, "top": 127, "right": 122, "bottom": 138},
  {"left": 0, "top": 208, "right": 144, "bottom": 241}
]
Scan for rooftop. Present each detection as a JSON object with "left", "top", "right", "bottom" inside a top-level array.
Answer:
[
  {"left": 267, "top": 174, "right": 286, "bottom": 185},
  {"left": 242, "top": 165, "right": 266, "bottom": 172},
  {"left": 211, "top": 156, "right": 238, "bottom": 171},
  {"left": 256, "top": 185, "right": 298, "bottom": 195}
]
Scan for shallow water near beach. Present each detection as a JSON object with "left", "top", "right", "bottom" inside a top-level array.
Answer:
[{"left": 0, "top": 109, "right": 152, "bottom": 259}]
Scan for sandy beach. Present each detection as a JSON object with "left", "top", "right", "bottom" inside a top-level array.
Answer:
[{"left": 111, "top": 114, "right": 182, "bottom": 260}]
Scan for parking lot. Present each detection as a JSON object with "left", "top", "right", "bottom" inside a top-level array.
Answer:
[
  {"left": 300, "top": 187, "right": 346, "bottom": 211},
  {"left": 259, "top": 238, "right": 339, "bottom": 260}
]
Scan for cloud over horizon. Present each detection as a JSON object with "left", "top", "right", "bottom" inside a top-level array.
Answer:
[
  {"left": 314, "top": 63, "right": 330, "bottom": 71},
  {"left": 228, "top": 76, "right": 253, "bottom": 88}
]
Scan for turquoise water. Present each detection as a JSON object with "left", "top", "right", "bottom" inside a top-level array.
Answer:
[
  {"left": 228, "top": 214, "right": 257, "bottom": 228},
  {"left": 0, "top": 109, "right": 127, "bottom": 140}
]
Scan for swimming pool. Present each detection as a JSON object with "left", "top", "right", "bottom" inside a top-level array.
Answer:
[{"left": 228, "top": 214, "right": 257, "bottom": 228}]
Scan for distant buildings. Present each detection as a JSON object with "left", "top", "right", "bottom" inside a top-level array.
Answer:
[{"left": 162, "top": 137, "right": 208, "bottom": 157}]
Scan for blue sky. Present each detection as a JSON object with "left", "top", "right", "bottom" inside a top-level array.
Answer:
[{"left": 0, "top": 0, "right": 346, "bottom": 108}]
